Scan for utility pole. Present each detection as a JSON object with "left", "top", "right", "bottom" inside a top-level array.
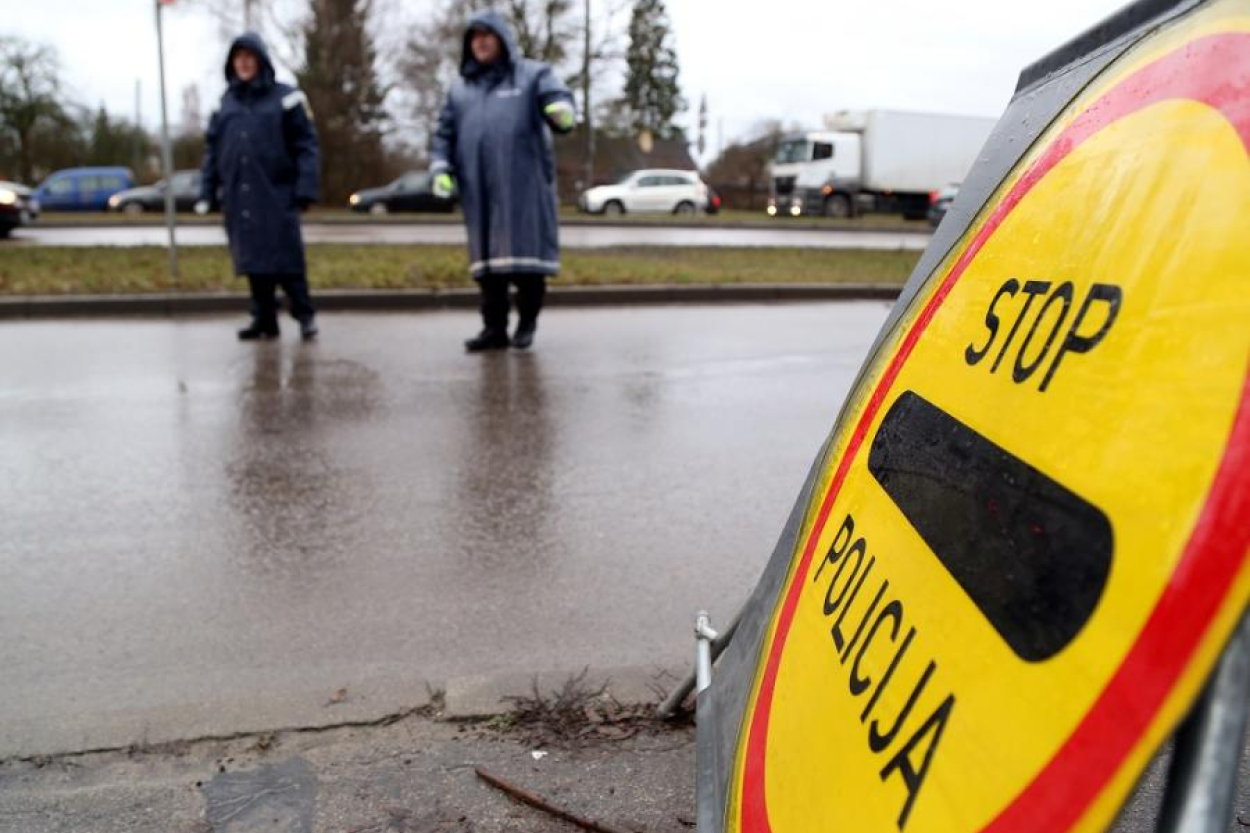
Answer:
[
  {"left": 155, "top": 0, "right": 179, "bottom": 280},
  {"left": 135, "top": 79, "right": 142, "bottom": 128},
  {"left": 582, "top": 0, "right": 594, "bottom": 189},
  {"left": 697, "top": 94, "right": 708, "bottom": 160},
  {"left": 243, "top": 0, "right": 256, "bottom": 30}
]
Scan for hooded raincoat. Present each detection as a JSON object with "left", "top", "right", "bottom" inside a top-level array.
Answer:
[
  {"left": 431, "top": 12, "right": 575, "bottom": 280},
  {"left": 200, "top": 33, "right": 319, "bottom": 277}
]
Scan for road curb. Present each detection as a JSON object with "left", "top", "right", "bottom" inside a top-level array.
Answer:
[
  {"left": 0, "top": 283, "right": 901, "bottom": 319},
  {"left": 30, "top": 217, "right": 925, "bottom": 234}
]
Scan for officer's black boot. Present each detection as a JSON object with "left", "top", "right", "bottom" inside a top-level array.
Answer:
[
  {"left": 465, "top": 329, "right": 511, "bottom": 352},
  {"left": 468, "top": 276, "right": 511, "bottom": 352},
  {"left": 511, "top": 320, "right": 537, "bottom": 350},
  {"left": 279, "top": 274, "right": 317, "bottom": 342},
  {"left": 238, "top": 319, "right": 280, "bottom": 340},
  {"left": 244, "top": 276, "right": 281, "bottom": 341},
  {"left": 512, "top": 276, "right": 545, "bottom": 350}
]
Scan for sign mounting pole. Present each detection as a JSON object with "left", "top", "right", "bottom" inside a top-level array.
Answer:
[
  {"left": 1157, "top": 611, "right": 1250, "bottom": 833},
  {"left": 155, "top": 0, "right": 179, "bottom": 282}
]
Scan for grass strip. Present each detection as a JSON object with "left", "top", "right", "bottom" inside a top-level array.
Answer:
[{"left": 0, "top": 245, "right": 919, "bottom": 296}]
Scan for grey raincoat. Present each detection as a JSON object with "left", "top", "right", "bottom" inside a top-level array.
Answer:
[
  {"left": 200, "top": 32, "right": 320, "bottom": 277},
  {"left": 431, "top": 11, "right": 575, "bottom": 280}
]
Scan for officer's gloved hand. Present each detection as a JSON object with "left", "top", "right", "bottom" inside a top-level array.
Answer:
[
  {"left": 297, "top": 198, "right": 314, "bottom": 212},
  {"left": 432, "top": 173, "right": 456, "bottom": 199},
  {"left": 543, "top": 102, "right": 576, "bottom": 133},
  {"left": 194, "top": 199, "right": 211, "bottom": 216}
]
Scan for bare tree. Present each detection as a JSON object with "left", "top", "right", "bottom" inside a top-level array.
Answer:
[
  {"left": 566, "top": 0, "right": 628, "bottom": 185},
  {"left": 507, "top": 0, "right": 574, "bottom": 64},
  {"left": 182, "top": 0, "right": 306, "bottom": 73},
  {"left": 0, "top": 37, "right": 74, "bottom": 183}
]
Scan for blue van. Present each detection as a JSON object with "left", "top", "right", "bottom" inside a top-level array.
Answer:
[{"left": 35, "top": 167, "right": 135, "bottom": 211}]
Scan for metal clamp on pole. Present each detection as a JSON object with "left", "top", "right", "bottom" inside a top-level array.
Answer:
[
  {"left": 695, "top": 611, "right": 719, "bottom": 695},
  {"left": 657, "top": 608, "right": 742, "bottom": 719}
]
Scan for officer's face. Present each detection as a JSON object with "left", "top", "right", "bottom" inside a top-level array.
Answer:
[
  {"left": 232, "top": 49, "right": 259, "bottom": 83},
  {"left": 470, "top": 30, "right": 502, "bottom": 65}
]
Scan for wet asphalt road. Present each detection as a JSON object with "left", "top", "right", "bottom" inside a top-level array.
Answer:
[
  {"left": 8, "top": 222, "right": 931, "bottom": 250},
  {"left": 0, "top": 302, "right": 889, "bottom": 756}
]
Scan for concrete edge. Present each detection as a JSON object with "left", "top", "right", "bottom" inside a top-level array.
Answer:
[
  {"left": 0, "top": 672, "right": 436, "bottom": 761},
  {"left": 0, "top": 284, "right": 902, "bottom": 320},
  {"left": 0, "top": 663, "right": 689, "bottom": 761}
]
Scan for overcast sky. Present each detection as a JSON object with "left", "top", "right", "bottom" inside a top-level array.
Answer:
[{"left": 9, "top": 0, "right": 1128, "bottom": 157}]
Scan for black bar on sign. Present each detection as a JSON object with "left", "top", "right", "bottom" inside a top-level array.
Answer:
[{"left": 868, "top": 391, "right": 1113, "bottom": 662}]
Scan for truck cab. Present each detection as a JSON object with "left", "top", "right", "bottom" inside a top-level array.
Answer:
[{"left": 767, "top": 132, "right": 862, "bottom": 218}]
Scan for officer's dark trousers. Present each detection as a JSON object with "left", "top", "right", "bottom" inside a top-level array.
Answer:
[
  {"left": 479, "top": 273, "right": 546, "bottom": 334},
  {"left": 249, "top": 273, "right": 315, "bottom": 326}
]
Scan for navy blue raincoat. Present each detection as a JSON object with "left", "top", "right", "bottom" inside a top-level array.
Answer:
[
  {"left": 200, "top": 33, "right": 320, "bottom": 277},
  {"left": 431, "top": 12, "right": 575, "bottom": 280}
]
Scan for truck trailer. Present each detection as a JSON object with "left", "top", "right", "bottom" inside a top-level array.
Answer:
[{"left": 767, "top": 109, "right": 996, "bottom": 219}]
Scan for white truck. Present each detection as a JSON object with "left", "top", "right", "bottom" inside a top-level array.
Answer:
[{"left": 767, "top": 109, "right": 996, "bottom": 220}]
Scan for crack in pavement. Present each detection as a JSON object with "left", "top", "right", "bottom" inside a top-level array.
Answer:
[{"left": 4, "top": 701, "right": 442, "bottom": 768}]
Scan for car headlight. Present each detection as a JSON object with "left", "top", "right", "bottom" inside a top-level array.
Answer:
[
  {"left": 108, "top": 194, "right": 121, "bottom": 208},
  {"left": 349, "top": 194, "right": 359, "bottom": 205},
  {"left": 0, "top": 189, "right": 16, "bottom": 206}
]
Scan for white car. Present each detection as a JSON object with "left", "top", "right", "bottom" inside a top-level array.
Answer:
[{"left": 579, "top": 169, "right": 710, "bottom": 216}]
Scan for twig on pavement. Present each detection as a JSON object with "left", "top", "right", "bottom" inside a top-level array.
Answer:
[{"left": 473, "top": 766, "right": 634, "bottom": 833}]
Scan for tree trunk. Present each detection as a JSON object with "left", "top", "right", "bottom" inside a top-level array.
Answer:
[{"left": 18, "top": 127, "right": 33, "bottom": 185}]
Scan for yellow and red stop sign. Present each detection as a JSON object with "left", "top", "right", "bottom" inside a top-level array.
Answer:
[{"left": 728, "top": 2, "right": 1250, "bottom": 831}]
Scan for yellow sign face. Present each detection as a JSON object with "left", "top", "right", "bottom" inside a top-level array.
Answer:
[{"left": 728, "top": 4, "right": 1250, "bottom": 832}]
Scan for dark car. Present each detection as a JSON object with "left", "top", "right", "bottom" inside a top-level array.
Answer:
[
  {"left": 348, "top": 172, "right": 455, "bottom": 214},
  {"left": 0, "top": 181, "right": 40, "bottom": 238},
  {"left": 108, "top": 170, "right": 202, "bottom": 214},
  {"left": 927, "top": 183, "right": 959, "bottom": 228}
]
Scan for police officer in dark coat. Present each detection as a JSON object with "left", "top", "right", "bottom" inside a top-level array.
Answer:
[
  {"left": 431, "top": 11, "right": 576, "bottom": 352},
  {"left": 200, "top": 32, "right": 321, "bottom": 341}
]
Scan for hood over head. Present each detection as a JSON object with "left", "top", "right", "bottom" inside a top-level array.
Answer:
[
  {"left": 225, "top": 31, "right": 276, "bottom": 90},
  {"left": 461, "top": 10, "right": 518, "bottom": 78}
]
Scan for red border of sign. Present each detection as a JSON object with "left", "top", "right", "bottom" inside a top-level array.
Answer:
[{"left": 740, "top": 32, "right": 1250, "bottom": 832}]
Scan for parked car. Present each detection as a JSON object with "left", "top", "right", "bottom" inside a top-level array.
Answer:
[
  {"left": 0, "top": 181, "right": 40, "bottom": 238},
  {"left": 108, "top": 170, "right": 202, "bottom": 214},
  {"left": 348, "top": 172, "right": 456, "bottom": 214},
  {"left": 578, "top": 169, "right": 711, "bottom": 215},
  {"left": 927, "top": 183, "right": 960, "bottom": 227},
  {"left": 34, "top": 167, "right": 134, "bottom": 212}
]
